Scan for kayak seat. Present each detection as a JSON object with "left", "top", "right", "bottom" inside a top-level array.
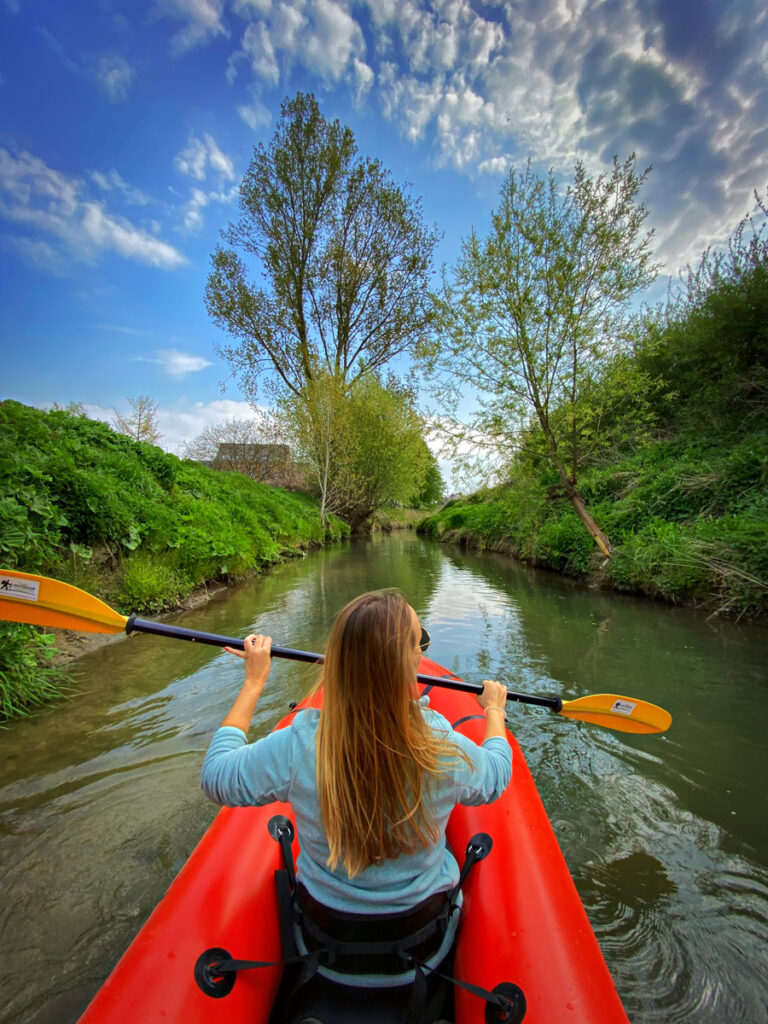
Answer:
[
  {"left": 274, "top": 949, "right": 454, "bottom": 1024},
  {"left": 195, "top": 819, "right": 525, "bottom": 1023}
]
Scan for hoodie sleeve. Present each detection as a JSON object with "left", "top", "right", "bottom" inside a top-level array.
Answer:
[
  {"left": 452, "top": 733, "right": 513, "bottom": 805},
  {"left": 425, "top": 708, "right": 513, "bottom": 806},
  {"left": 200, "top": 724, "right": 294, "bottom": 806}
]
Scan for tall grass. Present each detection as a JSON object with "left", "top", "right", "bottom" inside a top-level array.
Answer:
[{"left": 0, "top": 401, "right": 349, "bottom": 719}]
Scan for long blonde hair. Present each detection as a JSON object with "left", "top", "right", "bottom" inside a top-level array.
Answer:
[{"left": 316, "top": 590, "right": 468, "bottom": 877}]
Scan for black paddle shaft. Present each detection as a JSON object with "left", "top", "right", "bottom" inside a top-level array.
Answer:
[{"left": 125, "top": 616, "right": 563, "bottom": 713}]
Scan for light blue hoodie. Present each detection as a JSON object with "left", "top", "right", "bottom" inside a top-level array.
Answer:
[{"left": 201, "top": 698, "right": 512, "bottom": 986}]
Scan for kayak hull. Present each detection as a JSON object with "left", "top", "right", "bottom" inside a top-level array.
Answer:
[{"left": 79, "top": 659, "right": 629, "bottom": 1023}]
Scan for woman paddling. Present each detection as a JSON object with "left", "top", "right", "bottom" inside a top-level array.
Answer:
[{"left": 201, "top": 590, "right": 512, "bottom": 1020}]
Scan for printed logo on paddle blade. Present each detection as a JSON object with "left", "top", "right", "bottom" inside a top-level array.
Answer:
[
  {"left": 610, "top": 699, "right": 637, "bottom": 716},
  {"left": 0, "top": 577, "right": 40, "bottom": 602}
]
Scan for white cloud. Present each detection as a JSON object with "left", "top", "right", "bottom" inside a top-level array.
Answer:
[
  {"left": 271, "top": 2, "right": 306, "bottom": 51},
  {"left": 81, "top": 398, "right": 266, "bottom": 454},
  {"left": 230, "top": 0, "right": 366, "bottom": 87},
  {"left": 0, "top": 147, "right": 187, "bottom": 271},
  {"left": 205, "top": 135, "right": 235, "bottom": 179},
  {"left": 181, "top": 183, "right": 237, "bottom": 232},
  {"left": 238, "top": 87, "right": 272, "bottom": 129},
  {"left": 477, "top": 155, "right": 512, "bottom": 175},
  {"left": 153, "top": 0, "right": 229, "bottom": 55},
  {"left": 162, "top": 399, "right": 271, "bottom": 453},
  {"left": 95, "top": 323, "right": 149, "bottom": 336},
  {"left": 137, "top": 348, "right": 213, "bottom": 375},
  {"left": 238, "top": 20, "right": 280, "bottom": 83},
  {"left": 350, "top": 57, "right": 374, "bottom": 102},
  {"left": 175, "top": 137, "right": 208, "bottom": 180},
  {"left": 96, "top": 55, "right": 136, "bottom": 102},
  {"left": 81, "top": 202, "right": 188, "bottom": 266},
  {"left": 90, "top": 169, "right": 149, "bottom": 205},
  {"left": 174, "top": 134, "right": 235, "bottom": 181},
  {"left": 232, "top": 0, "right": 272, "bottom": 15},
  {"left": 302, "top": 0, "right": 366, "bottom": 81}
]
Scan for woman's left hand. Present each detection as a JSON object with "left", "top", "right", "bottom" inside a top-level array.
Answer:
[{"left": 225, "top": 634, "right": 273, "bottom": 689}]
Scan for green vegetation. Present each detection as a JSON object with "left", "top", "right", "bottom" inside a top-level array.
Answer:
[
  {"left": 420, "top": 205, "right": 768, "bottom": 619},
  {"left": 282, "top": 373, "right": 440, "bottom": 530},
  {"left": 0, "top": 400, "right": 348, "bottom": 718},
  {"left": 420, "top": 156, "right": 657, "bottom": 557},
  {"left": 207, "top": 93, "right": 438, "bottom": 532},
  {"left": 0, "top": 624, "right": 69, "bottom": 719},
  {"left": 373, "top": 507, "right": 433, "bottom": 532}
]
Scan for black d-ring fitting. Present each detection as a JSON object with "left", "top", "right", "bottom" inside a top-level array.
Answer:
[
  {"left": 267, "top": 815, "right": 295, "bottom": 843},
  {"left": 268, "top": 815, "right": 297, "bottom": 888},
  {"left": 448, "top": 832, "right": 494, "bottom": 906},
  {"left": 485, "top": 982, "right": 527, "bottom": 1023},
  {"left": 466, "top": 832, "right": 493, "bottom": 862},
  {"left": 194, "top": 947, "right": 236, "bottom": 998}
]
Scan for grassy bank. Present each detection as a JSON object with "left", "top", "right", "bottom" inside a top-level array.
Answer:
[
  {"left": 419, "top": 223, "right": 768, "bottom": 620},
  {"left": 419, "top": 429, "right": 768, "bottom": 618},
  {"left": 373, "top": 506, "right": 434, "bottom": 531},
  {"left": 0, "top": 401, "right": 348, "bottom": 719}
]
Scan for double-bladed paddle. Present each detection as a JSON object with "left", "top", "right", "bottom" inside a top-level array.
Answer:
[{"left": 0, "top": 569, "right": 671, "bottom": 734}]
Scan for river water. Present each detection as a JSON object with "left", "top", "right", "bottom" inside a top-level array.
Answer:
[{"left": 1, "top": 534, "right": 766, "bottom": 1023}]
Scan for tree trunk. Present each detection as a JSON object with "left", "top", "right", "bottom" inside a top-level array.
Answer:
[{"left": 557, "top": 467, "right": 613, "bottom": 557}]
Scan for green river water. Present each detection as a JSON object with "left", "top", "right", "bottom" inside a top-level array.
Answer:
[{"left": 1, "top": 533, "right": 766, "bottom": 1022}]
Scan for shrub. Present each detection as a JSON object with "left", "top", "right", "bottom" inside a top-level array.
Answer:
[
  {"left": 118, "top": 554, "right": 191, "bottom": 613},
  {"left": 0, "top": 623, "right": 70, "bottom": 720},
  {"left": 0, "top": 400, "right": 350, "bottom": 718}
]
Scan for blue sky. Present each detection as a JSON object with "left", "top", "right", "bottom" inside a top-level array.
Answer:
[{"left": 2, "top": 0, "right": 767, "bottom": 454}]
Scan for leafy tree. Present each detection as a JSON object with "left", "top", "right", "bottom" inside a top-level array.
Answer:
[
  {"left": 281, "top": 374, "right": 431, "bottom": 531},
  {"left": 206, "top": 92, "right": 438, "bottom": 401},
  {"left": 340, "top": 376, "right": 431, "bottom": 528},
  {"left": 413, "top": 446, "right": 446, "bottom": 507},
  {"left": 113, "top": 395, "right": 161, "bottom": 445},
  {"left": 278, "top": 373, "right": 350, "bottom": 525},
  {"left": 423, "top": 156, "right": 658, "bottom": 556}
]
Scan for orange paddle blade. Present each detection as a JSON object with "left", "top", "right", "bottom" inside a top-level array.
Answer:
[
  {"left": 559, "top": 693, "right": 672, "bottom": 734},
  {"left": 0, "top": 570, "right": 128, "bottom": 634}
]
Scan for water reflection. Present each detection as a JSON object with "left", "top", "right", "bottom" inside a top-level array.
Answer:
[{"left": 1, "top": 534, "right": 767, "bottom": 1023}]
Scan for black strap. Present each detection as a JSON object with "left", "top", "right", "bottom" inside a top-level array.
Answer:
[
  {"left": 275, "top": 869, "right": 298, "bottom": 958},
  {"left": 298, "top": 903, "right": 451, "bottom": 960},
  {"left": 409, "top": 955, "right": 516, "bottom": 1014},
  {"left": 452, "top": 713, "right": 486, "bottom": 728},
  {"left": 211, "top": 952, "right": 307, "bottom": 972}
]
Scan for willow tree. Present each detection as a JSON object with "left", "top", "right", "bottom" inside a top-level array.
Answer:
[
  {"left": 206, "top": 92, "right": 438, "bottom": 401},
  {"left": 425, "top": 156, "right": 658, "bottom": 556},
  {"left": 280, "top": 372, "right": 432, "bottom": 530}
]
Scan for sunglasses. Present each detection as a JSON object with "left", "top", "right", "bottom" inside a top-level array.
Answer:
[{"left": 419, "top": 626, "right": 431, "bottom": 652}]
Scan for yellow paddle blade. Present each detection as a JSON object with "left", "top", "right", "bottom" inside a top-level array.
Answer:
[
  {"left": 559, "top": 693, "right": 672, "bottom": 734},
  {"left": 0, "top": 569, "right": 128, "bottom": 634}
]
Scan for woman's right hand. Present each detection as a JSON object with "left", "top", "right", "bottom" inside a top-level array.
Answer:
[
  {"left": 225, "top": 634, "right": 273, "bottom": 691},
  {"left": 477, "top": 679, "right": 508, "bottom": 711}
]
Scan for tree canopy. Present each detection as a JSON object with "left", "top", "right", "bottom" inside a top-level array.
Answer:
[
  {"left": 206, "top": 92, "right": 439, "bottom": 401},
  {"left": 423, "top": 155, "right": 658, "bottom": 555},
  {"left": 280, "top": 373, "right": 432, "bottom": 529}
]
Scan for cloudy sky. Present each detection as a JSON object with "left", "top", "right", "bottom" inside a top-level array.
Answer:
[{"left": 2, "top": 0, "right": 766, "bottom": 451}]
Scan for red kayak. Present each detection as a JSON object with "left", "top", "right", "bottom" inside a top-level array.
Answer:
[{"left": 78, "top": 656, "right": 629, "bottom": 1023}]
